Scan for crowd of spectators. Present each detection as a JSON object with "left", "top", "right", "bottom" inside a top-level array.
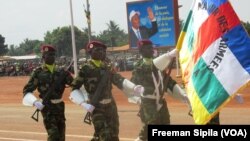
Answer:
[
  {"left": 0, "top": 46, "right": 175, "bottom": 77},
  {"left": 112, "top": 55, "right": 139, "bottom": 72},
  {"left": 0, "top": 60, "right": 40, "bottom": 76}
]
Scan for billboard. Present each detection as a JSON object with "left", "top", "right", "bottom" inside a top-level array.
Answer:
[{"left": 126, "top": 0, "right": 179, "bottom": 49}]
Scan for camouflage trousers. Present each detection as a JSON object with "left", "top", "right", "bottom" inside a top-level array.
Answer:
[
  {"left": 138, "top": 98, "right": 170, "bottom": 141},
  {"left": 91, "top": 102, "right": 119, "bottom": 141},
  {"left": 41, "top": 102, "right": 66, "bottom": 141},
  {"left": 206, "top": 113, "right": 220, "bottom": 125}
]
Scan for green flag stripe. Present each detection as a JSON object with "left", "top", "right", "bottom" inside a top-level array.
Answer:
[
  {"left": 182, "top": 10, "right": 193, "bottom": 32},
  {"left": 186, "top": 26, "right": 195, "bottom": 52},
  {"left": 181, "top": 10, "right": 195, "bottom": 53},
  {"left": 192, "top": 58, "right": 229, "bottom": 114}
]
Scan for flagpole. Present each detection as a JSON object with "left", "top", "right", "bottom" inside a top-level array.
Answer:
[{"left": 69, "top": 0, "right": 78, "bottom": 76}]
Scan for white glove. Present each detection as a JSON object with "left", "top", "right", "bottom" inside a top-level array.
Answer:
[
  {"left": 81, "top": 103, "right": 95, "bottom": 113},
  {"left": 33, "top": 101, "right": 44, "bottom": 110},
  {"left": 133, "top": 85, "right": 144, "bottom": 96},
  {"left": 234, "top": 94, "right": 244, "bottom": 104},
  {"left": 128, "top": 96, "right": 141, "bottom": 105},
  {"left": 168, "top": 48, "right": 177, "bottom": 58}
]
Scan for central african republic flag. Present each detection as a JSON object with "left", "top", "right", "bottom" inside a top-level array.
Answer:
[{"left": 176, "top": 0, "right": 250, "bottom": 124}]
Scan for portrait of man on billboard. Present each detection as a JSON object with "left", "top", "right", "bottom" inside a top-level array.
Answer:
[
  {"left": 128, "top": 7, "right": 158, "bottom": 48},
  {"left": 127, "top": 0, "right": 178, "bottom": 49}
]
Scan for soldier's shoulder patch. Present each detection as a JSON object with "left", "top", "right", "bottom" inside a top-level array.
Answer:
[
  {"left": 29, "top": 67, "right": 41, "bottom": 77},
  {"left": 33, "top": 66, "right": 42, "bottom": 72},
  {"left": 80, "top": 61, "right": 88, "bottom": 67},
  {"left": 134, "top": 59, "right": 143, "bottom": 67},
  {"left": 77, "top": 63, "right": 85, "bottom": 71}
]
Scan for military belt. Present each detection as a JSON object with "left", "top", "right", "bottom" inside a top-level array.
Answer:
[
  {"left": 141, "top": 94, "right": 157, "bottom": 99},
  {"left": 50, "top": 98, "right": 63, "bottom": 104},
  {"left": 99, "top": 98, "right": 111, "bottom": 104}
]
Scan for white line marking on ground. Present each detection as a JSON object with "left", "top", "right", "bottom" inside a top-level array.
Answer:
[
  {"left": 0, "top": 137, "right": 43, "bottom": 141},
  {"left": 0, "top": 130, "right": 134, "bottom": 141}
]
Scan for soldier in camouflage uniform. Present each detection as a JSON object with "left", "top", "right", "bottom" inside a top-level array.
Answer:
[
  {"left": 70, "top": 41, "right": 144, "bottom": 141},
  {"left": 22, "top": 45, "right": 73, "bottom": 141},
  {"left": 206, "top": 113, "right": 220, "bottom": 125},
  {"left": 131, "top": 40, "right": 189, "bottom": 141}
]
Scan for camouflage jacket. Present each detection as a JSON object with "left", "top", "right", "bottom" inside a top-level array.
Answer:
[
  {"left": 131, "top": 59, "right": 176, "bottom": 98},
  {"left": 23, "top": 64, "right": 73, "bottom": 101},
  {"left": 71, "top": 59, "right": 125, "bottom": 106}
]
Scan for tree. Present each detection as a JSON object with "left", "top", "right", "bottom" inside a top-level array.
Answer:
[
  {"left": 242, "top": 21, "right": 250, "bottom": 36},
  {"left": 44, "top": 26, "right": 88, "bottom": 57},
  {"left": 2, "top": 20, "right": 130, "bottom": 57},
  {"left": 0, "top": 34, "right": 8, "bottom": 56},
  {"left": 96, "top": 20, "right": 128, "bottom": 47},
  {"left": 8, "top": 39, "right": 42, "bottom": 56},
  {"left": 19, "top": 39, "right": 42, "bottom": 55},
  {"left": 7, "top": 44, "right": 16, "bottom": 56}
]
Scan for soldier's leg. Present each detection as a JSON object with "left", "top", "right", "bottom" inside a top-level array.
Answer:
[
  {"left": 41, "top": 103, "right": 66, "bottom": 141},
  {"left": 92, "top": 109, "right": 114, "bottom": 141},
  {"left": 57, "top": 117, "right": 66, "bottom": 141},
  {"left": 92, "top": 111, "right": 104, "bottom": 141},
  {"left": 137, "top": 100, "right": 158, "bottom": 141},
  {"left": 90, "top": 132, "right": 99, "bottom": 141},
  {"left": 137, "top": 122, "right": 147, "bottom": 141},
  {"left": 107, "top": 104, "right": 119, "bottom": 141},
  {"left": 56, "top": 102, "right": 66, "bottom": 141},
  {"left": 135, "top": 102, "right": 170, "bottom": 141},
  {"left": 207, "top": 113, "right": 220, "bottom": 125},
  {"left": 42, "top": 114, "right": 62, "bottom": 141},
  {"left": 159, "top": 100, "right": 170, "bottom": 124}
]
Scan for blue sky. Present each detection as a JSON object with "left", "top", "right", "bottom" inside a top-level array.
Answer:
[{"left": 0, "top": 0, "right": 249, "bottom": 46}]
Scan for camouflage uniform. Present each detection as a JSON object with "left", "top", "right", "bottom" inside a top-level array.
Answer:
[
  {"left": 207, "top": 113, "right": 220, "bottom": 125},
  {"left": 131, "top": 59, "right": 177, "bottom": 141},
  {"left": 71, "top": 59, "right": 125, "bottom": 141},
  {"left": 23, "top": 64, "right": 73, "bottom": 141}
]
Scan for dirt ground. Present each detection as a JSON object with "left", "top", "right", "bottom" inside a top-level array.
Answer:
[{"left": 0, "top": 70, "right": 249, "bottom": 141}]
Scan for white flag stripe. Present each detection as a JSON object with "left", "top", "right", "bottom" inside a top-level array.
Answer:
[
  {"left": 203, "top": 38, "right": 250, "bottom": 95},
  {"left": 192, "top": 0, "right": 209, "bottom": 35}
]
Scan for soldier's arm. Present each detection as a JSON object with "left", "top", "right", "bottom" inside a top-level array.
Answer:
[
  {"left": 112, "top": 70, "right": 144, "bottom": 105},
  {"left": 71, "top": 66, "right": 87, "bottom": 90},
  {"left": 69, "top": 65, "right": 94, "bottom": 113},
  {"left": 23, "top": 69, "right": 39, "bottom": 96},
  {"left": 164, "top": 76, "right": 187, "bottom": 102},
  {"left": 130, "top": 69, "right": 138, "bottom": 84},
  {"left": 22, "top": 69, "right": 40, "bottom": 107},
  {"left": 111, "top": 72, "right": 125, "bottom": 89},
  {"left": 64, "top": 70, "right": 74, "bottom": 86}
]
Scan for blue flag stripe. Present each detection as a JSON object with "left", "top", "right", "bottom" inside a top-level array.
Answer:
[{"left": 223, "top": 25, "right": 250, "bottom": 73}]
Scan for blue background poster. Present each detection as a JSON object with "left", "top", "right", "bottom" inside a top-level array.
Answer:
[{"left": 127, "top": 0, "right": 177, "bottom": 49}]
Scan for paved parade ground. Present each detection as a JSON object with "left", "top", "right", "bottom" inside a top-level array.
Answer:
[{"left": 0, "top": 70, "right": 249, "bottom": 141}]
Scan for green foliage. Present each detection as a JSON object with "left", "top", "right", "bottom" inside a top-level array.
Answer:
[
  {"left": 20, "top": 39, "right": 42, "bottom": 55},
  {"left": 96, "top": 20, "right": 128, "bottom": 47},
  {"left": 6, "top": 21, "right": 129, "bottom": 56},
  {"left": 7, "top": 44, "right": 16, "bottom": 56},
  {"left": 0, "top": 34, "right": 8, "bottom": 56},
  {"left": 7, "top": 39, "right": 42, "bottom": 56},
  {"left": 242, "top": 21, "right": 250, "bottom": 36},
  {"left": 44, "top": 26, "right": 88, "bottom": 57}
]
